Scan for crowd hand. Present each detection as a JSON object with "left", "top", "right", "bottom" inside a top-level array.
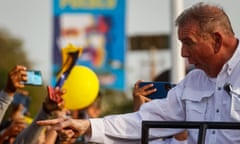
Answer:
[
  {"left": 4, "top": 65, "right": 27, "bottom": 96},
  {"left": 37, "top": 117, "right": 91, "bottom": 141},
  {"left": 1, "top": 118, "right": 27, "bottom": 138},
  {"left": 132, "top": 80, "right": 156, "bottom": 111},
  {"left": 43, "top": 86, "right": 66, "bottom": 114}
]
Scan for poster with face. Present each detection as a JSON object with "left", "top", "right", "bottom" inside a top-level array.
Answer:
[{"left": 52, "top": 0, "right": 126, "bottom": 91}]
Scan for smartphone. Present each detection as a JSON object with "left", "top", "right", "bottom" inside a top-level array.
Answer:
[
  {"left": 24, "top": 70, "right": 43, "bottom": 86},
  {"left": 139, "top": 81, "right": 174, "bottom": 99}
]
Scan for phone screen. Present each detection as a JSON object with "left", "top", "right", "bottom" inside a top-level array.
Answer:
[
  {"left": 139, "top": 82, "right": 174, "bottom": 99},
  {"left": 24, "top": 70, "right": 43, "bottom": 86}
]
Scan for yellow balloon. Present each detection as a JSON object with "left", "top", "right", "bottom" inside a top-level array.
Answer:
[{"left": 62, "top": 65, "right": 99, "bottom": 110}]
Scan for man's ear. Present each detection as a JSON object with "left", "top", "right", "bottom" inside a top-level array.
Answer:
[{"left": 213, "top": 32, "right": 222, "bottom": 53}]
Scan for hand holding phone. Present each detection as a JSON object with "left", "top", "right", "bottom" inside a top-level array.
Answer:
[
  {"left": 24, "top": 70, "right": 43, "bottom": 86},
  {"left": 139, "top": 81, "right": 174, "bottom": 99}
]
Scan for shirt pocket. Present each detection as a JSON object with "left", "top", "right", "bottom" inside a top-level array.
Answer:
[
  {"left": 181, "top": 88, "right": 214, "bottom": 140},
  {"left": 181, "top": 88, "right": 213, "bottom": 121}
]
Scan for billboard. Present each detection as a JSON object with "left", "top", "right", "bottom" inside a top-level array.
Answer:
[{"left": 52, "top": 0, "right": 126, "bottom": 91}]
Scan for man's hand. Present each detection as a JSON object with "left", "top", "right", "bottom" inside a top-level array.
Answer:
[
  {"left": 132, "top": 80, "right": 155, "bottom": 111},
  {"left": 43, "top": 86, "right": 66, "bottom": 114},
  {"left": 37, "top": 118, "right": 91, "bottom": 142},
  {"left": 4, "top": 65, "right": 27, "bottom": 96},
  {"left": 1, "top": 118, "right": 27, "bottom": 138}
]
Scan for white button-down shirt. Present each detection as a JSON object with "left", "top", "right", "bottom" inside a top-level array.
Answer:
[{"left": 89, "top": 43, "right": 240, "bottom": 144}]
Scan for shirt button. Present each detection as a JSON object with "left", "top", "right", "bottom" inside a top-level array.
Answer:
[
  {"left": 218, "top": 87, "right": 221, "bottom": 90},
  {"left": 216, "top": 109, "right": 219, "bottom": 113},
  {"left": 212, "top": 131, "right": 215, "bottom": 134}
]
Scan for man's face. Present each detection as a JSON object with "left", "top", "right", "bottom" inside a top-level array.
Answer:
[{"left": 178, "top": 20, "right": 216, "bottom": 76}]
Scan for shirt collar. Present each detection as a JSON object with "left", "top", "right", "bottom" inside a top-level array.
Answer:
[{"left": 224, "top": 39, "right": 240, "bottom": 75}]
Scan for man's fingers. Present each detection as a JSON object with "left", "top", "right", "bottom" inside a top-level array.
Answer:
[
  {"left": 144, "top": 88, "right": 157, "bottom": 95},
  {"left": 58, "top": 129, "right": 75, "bottom": 141},
  {"left": 134, "top": 80, "right": 144, "bottom": 88},
  {"left": 47, "top": 86, "right": 65, "bottom": 103},
  {"left": 36, "top": 118, "right": 64, "bottom": 126},
  {"left": 142, "top": 83, "right": 154, "bottom": 90},
  {"left": 144, "top": 96, "right": 151, "bottom": 102}
]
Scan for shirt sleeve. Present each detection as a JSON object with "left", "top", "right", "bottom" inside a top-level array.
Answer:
[
  {"left": 0, "top": 90, "right": 13, "bottom": 122},
  {"left": 89, "top": 118, "right": 105, "bottom": 143},
  {"left": 88, "top": 85, "right": 186, "bottom": 143}
]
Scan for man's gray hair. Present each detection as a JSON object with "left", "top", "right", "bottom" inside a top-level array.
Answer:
[{"left": 175, "top": 2, "right": 234, "bottom": 35}]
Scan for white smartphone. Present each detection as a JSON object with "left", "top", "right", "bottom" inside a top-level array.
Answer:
[{"left": 24, "top": 70, "right": 43, "bottom": 86}]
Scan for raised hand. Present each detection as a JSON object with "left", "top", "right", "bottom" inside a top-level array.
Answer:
[
  {"left": 0, "top": 118, "right": 27, "bottom": 143},
  {"left": 4, "top": 65, "right": 27, "bottom": 96},
  {"left": 132, "top": 80, "right": 156, "bottom": 111},
  {"left": 43, "top": 86, "right": 66, "bottom": 114}
]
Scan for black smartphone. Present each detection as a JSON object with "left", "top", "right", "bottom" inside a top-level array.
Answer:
[
  {"left": 24, "top": 70, "right": 43, "bottom": 86},
  {"left": 139, "top": 81, "right": 174, "bottom": 99}
]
